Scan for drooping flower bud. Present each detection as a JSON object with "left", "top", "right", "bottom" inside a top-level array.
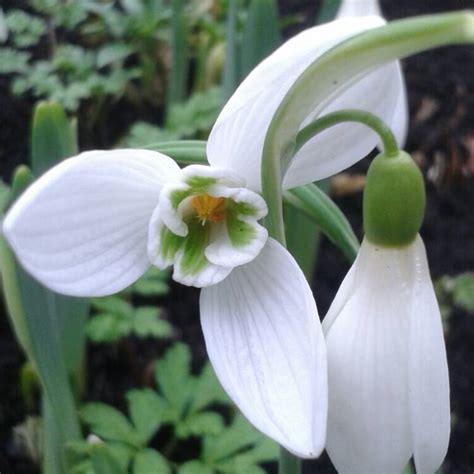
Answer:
[{"left": 363, "top": 150, "right": 425, "bottom": 247}]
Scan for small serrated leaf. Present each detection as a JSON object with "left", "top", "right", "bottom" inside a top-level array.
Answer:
[
  {"left": 133, "top": 449, "right": 171, "bottom": 474},
  {"left": 91, "top": 296, "right": 133, "bottom": 316},
  {"left": 133, "top": 307, "right": 173, "bottom": 339},
  {"left": 86, "top": 312, "right": 132, "bottom": 343},
  {"left": 107, "top": 442, "right": 135, "bottom": 471},
  {"left": 154, "top": 343, "right": 192, "bottom": 418},
  {"left": 97, "top": 43, "right": 134, "bottom": 68},
  {"left": 177, "top": 411, "right": 224, "bottom": 438},
  {"left": 202, "top": 415, "right": 262, "bottom": 463},
  {"left": 132, "top": 267, "right": 170, "bottom": 297},
  {"left": 0, "top": 47, "right": 31, "bottom": 73},
  {"left": 126, "top": 389, "right": 166, "bottom": 444},
  {"left": 89, "top": 443, "right": 127, "bottom": 474},
  {"left": 177, "top": 460, "right": 214, "bottom": 474},
  {"left": 189, "top": 363, "right": 229, "bottom": 413},
  {"left": 166, "top": 87, "right": 221, "bottom": 138},
  {"left": 81, "top": 403, "right": 141, "bottom": 448},
  {"left": 452, "top": 273, "right": 474, "bottom": 312}
]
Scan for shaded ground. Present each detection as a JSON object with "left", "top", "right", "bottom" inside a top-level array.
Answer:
[{"left": 0, "top": 0, "right": 473, "bottom": 472}]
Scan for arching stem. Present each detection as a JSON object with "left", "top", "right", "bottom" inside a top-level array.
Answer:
[{"left": 295, "top": 109, "right": 399, "bottom": 157}]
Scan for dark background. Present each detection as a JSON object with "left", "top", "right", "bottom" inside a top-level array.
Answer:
[{"left": 0, "top": 0, "right": 473, "bottom": 472}]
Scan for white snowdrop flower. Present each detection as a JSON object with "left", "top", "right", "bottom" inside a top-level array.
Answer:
[
  {"left": 323, "top": 150, "right": 450, "bottom": 473},
  {"left": 2, "top": 8, "right": 407, "bottom": 458}
]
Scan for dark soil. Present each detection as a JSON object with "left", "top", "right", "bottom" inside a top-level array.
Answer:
[{"left": 0, "top": 0, "right": 473, "bottom": 473}]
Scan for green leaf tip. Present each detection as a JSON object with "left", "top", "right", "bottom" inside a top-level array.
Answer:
[
  {"left": 363, "top": 151, "right": 425, "bottom": 248},
  {"left": 31, "top": 100, "right": 77, "bottom": 174}
]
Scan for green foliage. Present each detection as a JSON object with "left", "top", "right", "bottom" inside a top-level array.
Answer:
[
  {"left": 166, "top": 87, "right": 222, "bottom": 138},
  {"left": 87, "top": 297, "right": 172, "bottom": 344},
  {"left": 72, "top": 343, "right": 278, "bottom": 473},
  {"left": 0, "top": 1, "right": 231, "bottom": 114},
  {"left": 4, "top": 10, "right": 46, "bottom": 48},
  {"left": 435, "top": 273, "right": 474, "bottom": 323},
  {"left": 0, "top": 48, "right": 31, "bottom": 73},
  {"left": 450, "top": 273, "right": 474, "bottom": 312},
  {"left": 124, "top": 123, "right": 179, "bottom": 148},
  {"left": 133, "top": 449, "right": 170, "bottom": 474},
  {"left": 124, "top": 87, "right": 222, "bottom": 148},
  {"left": 131, "top": 266, "right": 170, "bottom": 297},
  {"left": 86, "top": 266, "right": 172, "bottom": 344}
]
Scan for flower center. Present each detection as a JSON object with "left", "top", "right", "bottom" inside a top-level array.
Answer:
[{"left": 191, "top": 193, "right": 226, "bottom": 225}]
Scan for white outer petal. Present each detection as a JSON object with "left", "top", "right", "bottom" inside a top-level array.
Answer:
[
  {"left": 409, "top": 236, "right": 450, "bottom": 474},
  {"left": 283, "top": 62, "right": 408, "bottom": 188},
  {"left": 322, "top": 258, "right": 358, "bottom": 335},
  {"left": 200, "top": 238, "right": 327, "bottom": 457},
  {"left": 3, "top": 149, "right": 180, "bottom": 296},
  {"left": 207, "top": 16, "right": 386, "bottom": 191},
  {"left": 325, "top": 239, "right": 414, "bottom": 473},
  {"left": 336, "top": 0, "right": 382, "bottom": 18}
]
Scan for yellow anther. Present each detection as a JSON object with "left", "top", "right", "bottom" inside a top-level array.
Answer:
[{"left": 191, "top": 194, "right": 226, "bottom": 225}]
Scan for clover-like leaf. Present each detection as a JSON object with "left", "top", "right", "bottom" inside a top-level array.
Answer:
[
  {"left": 131, "top": 267, "right": 170, "bottom": 297},
  {"left": 133, "top": 449, "right": 171, "bottom": 474},
  {"left": 176, "top": 411, "right": 225, "bottom": 439},
  {"left": 133, "top": 306, "right": 173, "bottom": 339},
  {"left": 189, "top": 363, "right": 229, "bottom": 413},
  {"left": 177, "top": 461, "right": 214, "bottom": 474},
  {"left": 202, "top": 415, "right": 277, "bottom": 465},
  {"left": 81, "top": 403, "right": 141, "bottom": 448},
  {"left": 126, "top": 389, "right": 166, "bottom": 444},
  {"left": 451, "top": 273, "right": 474, "bottom": 312},
  {"left": 154, "top": 343, "right": 193, "bottom": 419}
]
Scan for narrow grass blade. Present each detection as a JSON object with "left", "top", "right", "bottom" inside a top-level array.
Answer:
[
  {"left": 167, "top": 0, "right": 189, "bottom": 110},
  {"left": 316, "top": 0, "right": 341, "bottom": 24},
  {"left": 284, "top": 179, "right": 330, "bottom": 279},
  {"left": 285, "top": 183, "right": 359, "bottom": 263},
  {"left": 241, "top": 0, "right": 281, "bottom": 76},
  {"left": 1, "top": 102, "right": 88, "bottom": 472},
  {"left": 222, "top": 0, "right": 240, "bottom": 101}
]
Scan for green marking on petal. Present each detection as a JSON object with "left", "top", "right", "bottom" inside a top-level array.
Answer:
[
  {"left": 160, "top": 226, "right": 185, "bottom": 261},
  {"left": 226, "top": 205, "right": 257, "bottom": 248},
  {"left": 179, "top": 219, "right": 211, "bottom": 275},
  {"left": 231, "top": 201, "right": 259, "bottom": 217},
  {"left": 186, "top": 176, "right": 216, "bottom": 189}
]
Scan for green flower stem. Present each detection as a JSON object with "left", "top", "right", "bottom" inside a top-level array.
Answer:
[
  {"left": 261, "top": 10, "right": 474, "bottom": 244},
  {"left": 279, "top": 448, "right": 302, "bottom": 474},
  {"left": 295, "top": 109, "right": 399, "bottom": 157}
]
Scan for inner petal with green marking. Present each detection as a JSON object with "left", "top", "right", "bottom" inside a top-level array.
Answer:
[{"left": 147, "top": 164, "right": 268, "bottom": 288}]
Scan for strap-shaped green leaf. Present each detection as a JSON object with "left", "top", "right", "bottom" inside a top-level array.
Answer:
[
  {"left": 241, "top": 0, "right": 281, "bottom": 76},
  {"left": 222, "top": 0, "right": 240, "bottom": 101},
  {"left": 1, "top": 101, "right": 89, "bottom": 473},
  {"left": 31, "top": 101, "right": 77, "bottom": 175},
  {"left": 285, "top": 183, "right": 359, "bottom": 263},
  {"left": 167, "top": 0, "right": 189, "bottom": 109}
]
